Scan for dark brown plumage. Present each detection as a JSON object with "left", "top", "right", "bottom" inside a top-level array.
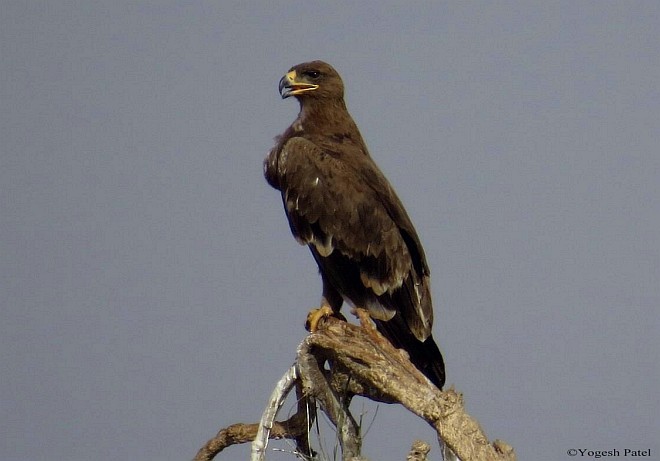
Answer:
[{"left": 264, "top": 61, "right": 445, "bottom": 388}]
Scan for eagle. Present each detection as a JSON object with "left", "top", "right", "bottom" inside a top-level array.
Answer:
[{"left": 264, "top": 61, "right": 445, "bottom": 389}]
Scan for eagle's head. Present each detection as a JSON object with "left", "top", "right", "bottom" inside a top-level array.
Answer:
[{"left": 279, "top": 61, "right": 345, "bottom": 101}]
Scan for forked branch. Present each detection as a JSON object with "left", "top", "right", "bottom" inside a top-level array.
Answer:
[{"left": 194, "top": 313, "right": 515, "bottom": 461}]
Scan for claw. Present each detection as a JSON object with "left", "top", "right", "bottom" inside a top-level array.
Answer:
[{"left": 305, "top": 305, "right": 335, "bottom": 332}]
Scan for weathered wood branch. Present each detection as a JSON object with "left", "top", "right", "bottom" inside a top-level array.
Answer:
[
  {"left": 194, "top": 312, "right": 515, "bottom": 461},
  {"left": 195, "top": 367, "right": 315, "bottom": 461}
]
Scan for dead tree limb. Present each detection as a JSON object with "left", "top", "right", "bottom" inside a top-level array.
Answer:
[
  {"left": 194, "top": 313, "right": 515, "bottom": 461},
  {"left": 194, "top": 367, "right": 314, "bottom": 461}
]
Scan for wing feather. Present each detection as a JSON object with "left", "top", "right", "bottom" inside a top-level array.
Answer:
[
  {"left": 279, "top": 138, "right": 409, "bottom": 285},
  {"left": 277, "top": 136, "right": 432, "bottom": 340}
]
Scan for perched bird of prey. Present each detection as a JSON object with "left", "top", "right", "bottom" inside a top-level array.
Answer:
[{"left": 264, "top": 61, "right": 445, "bottom": 389}]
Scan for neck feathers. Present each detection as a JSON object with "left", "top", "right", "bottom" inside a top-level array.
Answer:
[{"left": 299, "top": 98, "right": 351, "bottom": 132}]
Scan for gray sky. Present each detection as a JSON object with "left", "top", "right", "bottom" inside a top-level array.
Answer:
[{"left": 2, "top": 2, "right": 659, "bottom": 460}]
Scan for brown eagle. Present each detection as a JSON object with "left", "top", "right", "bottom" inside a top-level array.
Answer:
[{"left": 264, "top": 61, "right": 445, "bottom": 389}]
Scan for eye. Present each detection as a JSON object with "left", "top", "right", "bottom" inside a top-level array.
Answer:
[{"left": 305, "top": 70, "right": 320, "bottom": 79}]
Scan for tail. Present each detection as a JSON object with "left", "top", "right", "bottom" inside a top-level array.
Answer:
[
  {"left": 374, "top": 316, "right": 446, "bottom": 389},
  {"left": 416, "top": 334, "right": 446, "bottom": 389}
]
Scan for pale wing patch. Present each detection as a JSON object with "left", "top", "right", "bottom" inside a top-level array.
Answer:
[
  {"left": 419, "top": 276, "right": 432, "bottom": 331},
  {"left": 277, "top": 148, "right": 288, "bottom": 176},
  {"left": 360, "top": 272, "right": 388, "bottom": 296},
  {"left": 343, "top": 296, "right": 395, "bottom": 322},
  {"left": 312, "top": 235, "right": 334, "bottom": 257},
  {"left": 359, "top": 271, "right": 405, "bottom": 296},
  {"left": 364, "top": 299, "right": 396, "bottom": 321}
]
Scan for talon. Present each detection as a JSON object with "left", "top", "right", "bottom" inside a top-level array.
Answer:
[{"left": 305, "top": 305, "right": 335, "bottom": 332}]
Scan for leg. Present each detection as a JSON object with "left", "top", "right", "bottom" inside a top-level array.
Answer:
[{"left": 305, "top": 276, "right": 344, "bottom": 332}]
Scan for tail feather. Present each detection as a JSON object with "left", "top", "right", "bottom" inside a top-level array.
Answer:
[{"left": 373, "top": 315, "right": 445, "bottom": 389}]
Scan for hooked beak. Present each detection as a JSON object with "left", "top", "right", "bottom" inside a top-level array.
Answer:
[{"left": 279, "top": 70, "right": 319, "bottom": 99}]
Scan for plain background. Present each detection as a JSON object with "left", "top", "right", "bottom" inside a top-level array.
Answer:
[{"left": 2, "top": 2, "right": 658, "bottom": 460}]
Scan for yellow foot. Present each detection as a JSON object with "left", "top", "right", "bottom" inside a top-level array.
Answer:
[{"left": 305, "top": 305, "right": 335, "bottom": 332}]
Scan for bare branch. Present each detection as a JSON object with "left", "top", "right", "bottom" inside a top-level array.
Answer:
[
  {"left": 194, "top": 312, "right": 515, "bottom": 461},
  {"left": 251, "top": 366, "right": 298, "bottom": 461},
  {"left": 194, "top": 367, "right": 313, "bottom": 461},
  {"left": 306, "top": 313, "right": 515, "bottom": 461},
  {"left": 297, "top": 331, "right": 364, "bottom": 460},
  {"left": 193, "top": 413, "right": 310, "bottom": 461},
  {"left": 407, "top": 440, "right": 431, "bottom": 461}
]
